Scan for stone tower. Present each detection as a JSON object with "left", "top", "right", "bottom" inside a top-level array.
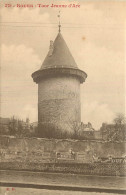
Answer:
[{"left": 32, "top": 32, "right": 87, "bottom": 136}]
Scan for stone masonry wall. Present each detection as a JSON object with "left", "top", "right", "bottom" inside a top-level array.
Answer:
[
  {"left": 0, "top": 136, "right": 126, "bottom": 176},
  {"left": 38, "top": 75, "right": 81, "bottom": 133},
  {"left": 0, "top": 136, "right": 125, "bottom": 164}
]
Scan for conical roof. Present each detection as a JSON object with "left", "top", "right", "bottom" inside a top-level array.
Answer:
[
  {"left": 40, "top": 33, "right": 78, "bottom": 70},
  {"left": 32, "top": 32, "right": 87, "bottom": 84}
]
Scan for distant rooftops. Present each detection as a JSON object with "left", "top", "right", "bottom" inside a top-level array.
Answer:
[{"left": 0, "top": 117, "right": 10, "bottom": 125}]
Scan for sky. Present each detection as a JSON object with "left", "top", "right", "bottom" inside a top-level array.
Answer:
[{"left": 0, "top": 0, "right": 126, "bottom": 129}]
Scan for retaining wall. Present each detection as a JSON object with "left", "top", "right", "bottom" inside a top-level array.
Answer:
[{"left": 0, "top": 136, "right": 126, "bottom": 176}]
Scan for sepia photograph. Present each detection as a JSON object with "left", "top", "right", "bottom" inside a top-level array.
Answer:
[{"left": 0, "top": 0, "right": 126, "bottom": 194}]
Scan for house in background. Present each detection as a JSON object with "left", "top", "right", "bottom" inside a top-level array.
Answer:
[{"left": 0, "top": 117, "right": 10, "bottom": 134}]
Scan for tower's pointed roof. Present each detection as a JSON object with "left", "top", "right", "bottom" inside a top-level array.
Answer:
[
  {"left": 32, "top": 32, "right": 87, "bottom": 84},
  {"left": 40, "top": 33, "right": 78, "bottom": 70}
]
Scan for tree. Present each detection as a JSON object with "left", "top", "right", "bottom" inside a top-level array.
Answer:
[
  {"left": 72, "top": 121, "right": 81, "bottom": 139},
  {"left": 9, "top": 116, "right": 17, "bottom": 135},
  {"left": 100, "top": 113, "right": 126, "bottom": 142},
  {"left": 114, "top": 113, "right": 126, "bottom": 125}
]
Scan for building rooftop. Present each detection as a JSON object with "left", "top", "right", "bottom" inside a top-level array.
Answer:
[{"left": 0, "top": 117, "right": 10, "bottom": 125}]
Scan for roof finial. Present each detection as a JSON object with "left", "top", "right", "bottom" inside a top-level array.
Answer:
[{"left": 57, "top": 11, "right": 61, "bottom": 33}]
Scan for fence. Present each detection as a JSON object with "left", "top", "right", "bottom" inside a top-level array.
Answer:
[{"left": 0, "top": 162, "right": 126, "bottom": 176}]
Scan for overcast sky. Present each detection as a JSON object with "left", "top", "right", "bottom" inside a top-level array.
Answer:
[{"left": 0, "top": 0, "right": 125, "bottom": 129}]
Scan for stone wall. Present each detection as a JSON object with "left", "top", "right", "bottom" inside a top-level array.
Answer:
[
  {"left": 0, "top": 136, "right": 125, "bottom": 163},
  {"left": 0, "top": 136, "right": 126, "bottom": 176},
  {"left": 38, "top": 75, "right": 81, "bottom": 133}
]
